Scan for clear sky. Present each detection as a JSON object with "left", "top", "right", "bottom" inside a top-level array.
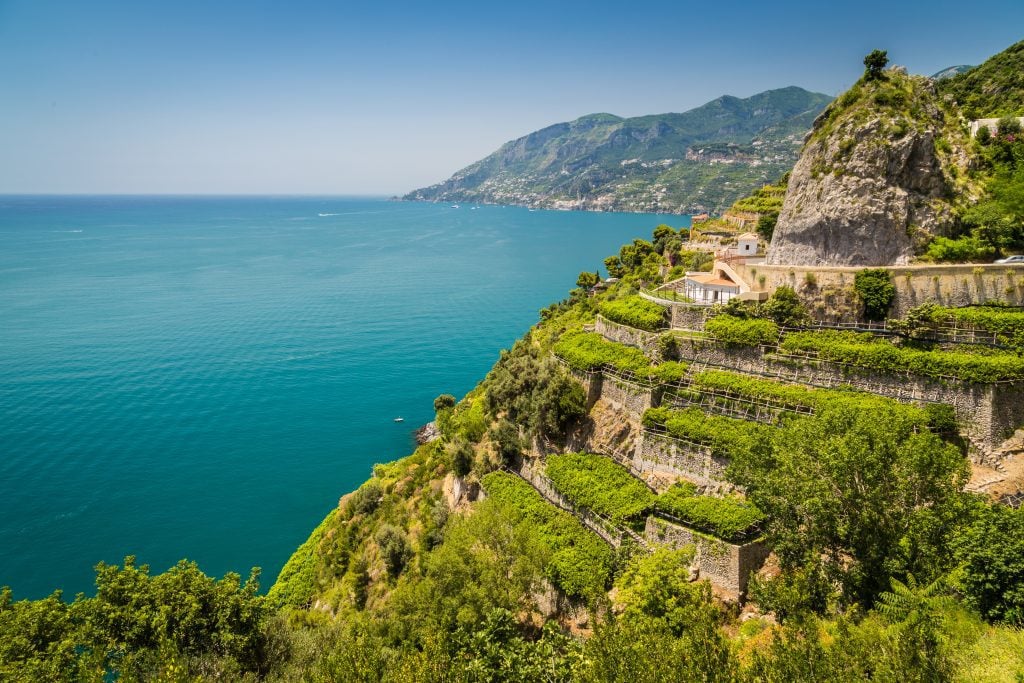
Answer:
[{"left": 1, "top": 0, "right": 1022, "bottom": 195}]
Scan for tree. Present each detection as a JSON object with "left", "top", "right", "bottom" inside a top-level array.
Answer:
[
  {"left": 490, "top": 419, "right": 522, "bottom": 466},
  {"left": 446, "top": 438, "right": 474, "bottom": 477},
  {"left": 737, "top": 402, "right": 968, "bottom": 606},
  {"left": 433, "top": 393, "right": 456, "bottom": 412},
  {"left": 652, "top": 224, "right": 675, "bottom": 242},
  {"left": 604, "top": 255, "right": 625, "bottom": 278},
  {"left": 976, "top": 125, "right": 992, "bottom": 145},
  {"left": 374, "top": 525, "right": 413, "bottom": 578},
  {"left": 953, "top": 503, "right": 1024, "bottom": 624},
  {"left": 875, "top": 575, "right": 957, "bottom": 680},
  {"left": 853, "top": 268, "right": 895, "bottom": 321},
  {"left": 997, "top": 116, "right": 1022, "bottom": 136},
  {"left": 757, "top": 211, "right": 779, "bottom": 242},
  {"left": 652, "top": 224, "right": 676, "bottom": 254},
  {"left": 576, "top": 271, "right": 600, "bottom": 289},
  {"left": 537, "top": 373, "right": 586, "bottom": 442},
  {"left": 762, "top": 285, "right": 810, "bottom": 327},
  {"left": 863, "top": 49, "right": 889, "bottom": 81}
]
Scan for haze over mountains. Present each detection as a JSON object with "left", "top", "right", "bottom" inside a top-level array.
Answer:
[{"left": 405, "top": 87, "right": 833, "bottom": 214}]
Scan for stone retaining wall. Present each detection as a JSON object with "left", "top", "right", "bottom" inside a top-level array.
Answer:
[
  {"left": 568, "top": 369, "right": 604, "bottom": 411},
  {"left": 636, "top": 430, "right": 728, "bottom": 485},
  {"left": 763, "top": 354, "right": 1024, "bottom": 462},
  {"left": 663, "top": 339, "right": 1024, "bottom": 462},
  {"left": 730, "top": 262, "right": 1024, "bottom": 319},
  {"left": 600, "top": 375, "right": 657, "bottom": 415},
  {"left": 594, "top": 315, "right": 660, "bottom": 356},
  {"left": 670, "top": 305, "right": 711, "bottom": 331},
  {"left": 644, "top": 516, "right": 769, "bottom": 596}
]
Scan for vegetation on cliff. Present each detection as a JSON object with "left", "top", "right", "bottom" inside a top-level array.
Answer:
[{"left": 937, "top": 39, "right": 1024, "bottom": 119}]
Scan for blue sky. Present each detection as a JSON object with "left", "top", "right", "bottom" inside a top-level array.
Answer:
[{"left": 1, "top": 0, "right": 1022, "bottom": 194}]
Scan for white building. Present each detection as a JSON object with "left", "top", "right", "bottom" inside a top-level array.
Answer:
[
  {"left": 737, "top": 232, "right": 759, "bottom": 256},
  {"left": 682, "top": 271, "right": 741, "bottom": 305},
  {"left": 970, "top": 117, "right": 1024, "bottom": 138}
]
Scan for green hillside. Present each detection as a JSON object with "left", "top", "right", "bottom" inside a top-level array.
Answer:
[
  {"left": 404, "top": 87, "right": 832, "bottom": 214},
  {"left": 938, "top": 40, "right": 1024, "bottom": 118}
]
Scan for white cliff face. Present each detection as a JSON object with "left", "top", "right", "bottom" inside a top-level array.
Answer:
[{"left": 766, "top": 75, "right": 970, "bottom": 267}]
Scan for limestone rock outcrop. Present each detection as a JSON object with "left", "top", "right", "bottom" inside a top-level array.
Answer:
[{"left": 766, "top": 72, "right": 972, "bottom": 266}]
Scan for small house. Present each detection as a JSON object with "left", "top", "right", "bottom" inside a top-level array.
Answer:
[
  {"left": 737, "top": 233, "right": 759, "bottom": 256},
  {"left": 682, "top": 271, "right": 740, "bottom": 305}
]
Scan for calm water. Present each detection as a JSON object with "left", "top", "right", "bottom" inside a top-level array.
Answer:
[{"left": 0, "top": 196, "right": 686, "bottom": 599}]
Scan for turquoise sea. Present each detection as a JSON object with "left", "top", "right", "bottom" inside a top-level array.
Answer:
[{"left": 0, "top": 196, "right": 686, "bottom": 600}]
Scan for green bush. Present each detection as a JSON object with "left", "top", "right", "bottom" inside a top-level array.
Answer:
[
  {"left": 922, "top": 235, "right": 994, "bottom": 262},
  {"left": 762, "top": 286, "right": 811, "bottom": 327},
  {"left": 954, "top": 503, "right": 1024, "bottom": 625},
  {"left": 780, "top": 330, "right": 1024, "bottom": 382},
  {"left": 433, "top": 394, "right": 456, "bottom": 411},
  {"left": 481, "top": 471, "right": 613, "bottom": 598},
  {"left": 705, "top": 315, "right": 779, "bottom": 347},
  {"left": 853, "top": 269, "right": 895, "bottom": 321},
  {"left": 654, "top": 484, "right": 764, "bottom": 542},
  {"left": 599, "top": 295, "right": 668, "bottom": 331},
  {"left": 374, "top": 525, "right": 412, "bottom": 578},
  {"left": 545, "top": 453, "right": 655, "bottom": 521}
]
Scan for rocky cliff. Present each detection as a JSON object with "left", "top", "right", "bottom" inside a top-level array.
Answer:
[{"left": 766, "top": 70, "right": 973, "bottom": 266}]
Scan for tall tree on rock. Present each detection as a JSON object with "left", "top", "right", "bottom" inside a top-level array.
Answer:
[{"left": 863, "top": 49, "right": 889, "bottom": 81}]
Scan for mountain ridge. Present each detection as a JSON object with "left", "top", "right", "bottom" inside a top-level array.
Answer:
[{"left": 405, "top": 86, "right": 832, "bottom": 214}]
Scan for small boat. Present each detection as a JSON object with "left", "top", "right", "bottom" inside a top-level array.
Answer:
[
  {"left": 450, "top": 204, "right": 460, "bottom": 209},
  {"left": 393, "top": 417, "right": 405, "bottom": 423}
]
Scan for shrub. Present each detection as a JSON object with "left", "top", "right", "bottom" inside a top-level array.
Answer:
[
  {"left": 997, "top": 116, "right": 1022, "bottom": 136},
  {"left": 447, "top": 439, "right": 474, "bottom": 477},
  {"left": 705, "top": 315, "right": 779, "bottom": 347},
  {"left": 347, "top": 480, "right": 383, "bottom": 516},
  {"left": 433, "top": 394, "right": 456, "bottom": 412},
  {"left": 490, "top": 419, "right": 522, "bottom": 466},
  {"left": 375, "top": 525, "right": 412, "bottom": 578},
  {"left": 762, "top": 286, "right": 811, "bottom": 327},
  {"left": 658, "top": 333, "right": 680, "bottom": 361},
  {"left": 546, "top": 453, "right": 655, "bottom": 521},
  {"left": 599, "top": 295, "right": 668, "bottom": 331},
  {"left": 954, "top": 504, "right": 1024, "bottom": 624},
  {"left": 922, "top": 235, "right": 993, "bottom": 262},
  {"left": 854, "top": 269, "right": 895, "bottom": 321},
  {"left": 449, "top": 396, "right": 488, "bottom": 443}
]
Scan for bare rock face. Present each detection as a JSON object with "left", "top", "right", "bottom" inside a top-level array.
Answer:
[{"left": 767, "top": 74, "right": 970, "bottom": 266}]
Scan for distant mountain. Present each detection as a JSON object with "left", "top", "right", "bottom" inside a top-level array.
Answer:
[
  {"left": 931, "top": 65, "right": 974, "bottom": 80},
  {"left": 937, "top": 40, "right": 1024, "bottom": 119},
  {"left": 404, "top": 87, "right": 832, "bottom": 214}
]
